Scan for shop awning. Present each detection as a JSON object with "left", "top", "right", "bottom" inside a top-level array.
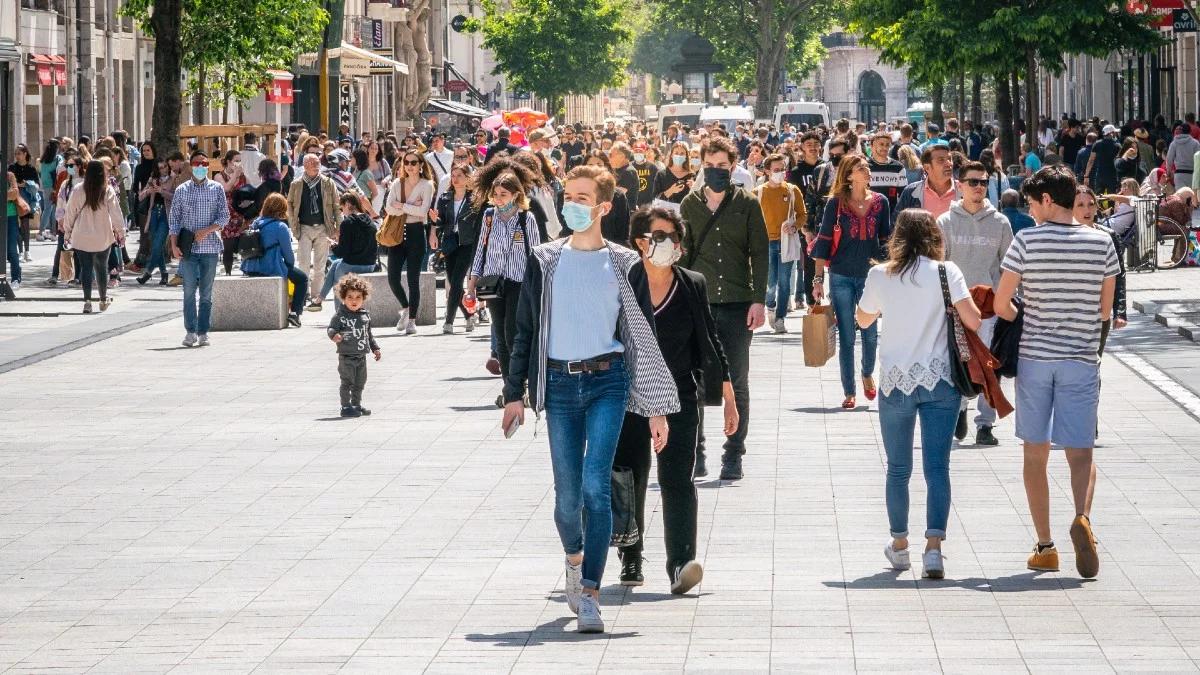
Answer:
[
  {"left": 0, "top": 40, "right": 18, "bottom": 63},
  {"left": 29, "top": 53, "right": 53, "bottom": 65},
  {"left": 425, "top": 98, "right": 490, "bottom": 119},
  {"left": 298, "top": 42, "right": 409, "bottom": 75}
]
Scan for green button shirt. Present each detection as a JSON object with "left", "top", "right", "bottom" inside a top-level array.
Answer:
[{"left": 678, "top": 188, "right": 769, "bottom": 305}]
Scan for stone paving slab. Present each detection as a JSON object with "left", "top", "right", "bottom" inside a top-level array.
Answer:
[{"left": 1, "top": 285, "right": 1199, "bottom": 673}]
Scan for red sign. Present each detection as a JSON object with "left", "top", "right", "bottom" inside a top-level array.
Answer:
[
  {"left": 266, "top": 78, "right": 294, "bottom": 104},
  {"left": 444, "top": 79, "right": 469, "bottom": 93},
  {"left": 36, "top": 64, "right": 52, "bottom": 86},
  {"left": 1128, "top": 0, "right": 1185, "bottom": 28}
]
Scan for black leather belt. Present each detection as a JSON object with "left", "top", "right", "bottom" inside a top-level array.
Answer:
[{"left": 547, "top": 352, "right": 623, "bottom": 374}]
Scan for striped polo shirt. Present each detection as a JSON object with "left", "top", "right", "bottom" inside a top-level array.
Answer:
[{"left": 1001, "top": 221, "right": 1120, "bottom": 364}]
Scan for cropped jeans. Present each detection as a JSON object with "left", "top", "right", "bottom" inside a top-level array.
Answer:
[{"left": 879, "top": 379, "right": 960, "bottom": 540}]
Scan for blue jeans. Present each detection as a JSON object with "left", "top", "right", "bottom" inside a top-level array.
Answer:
[
  {"left": 830, "top": 273, "right": 877, "bottom": 396},
  {"left": 145, "top": 207, "right": 169, "bottom": 276},
  {"left": 40, "top": 191, "right": 56, "bottom": 237},
  {"left": 180, "top": 253, "right": 219, "bottom": 335},
  {"left": 545, "top": 358, "right": 629, "bottom": 590},
  {"left": 765, "top": 239, "right": 794, "bottom": 319},
  {"left": 319, "top": 259, "right": 377, "bottom": 310},
  {"left": 879, "top": 380, "right": 960, "bottom": 540},
  {"left": 6, "top": 215, "right": 20, "bottom": 282}
]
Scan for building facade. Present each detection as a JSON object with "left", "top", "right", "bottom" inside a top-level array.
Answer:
[{"left": 796, "top": 32, "right": 910, "bottom": 126}]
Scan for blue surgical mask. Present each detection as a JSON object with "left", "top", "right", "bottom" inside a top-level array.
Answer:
[
  {"left": 191, "top": 166, "right": 208, "bottom": 181},
  {"left": 562, "top": 201, "right": 598, "bottom": 233},
  {"left": 672, "top": 155, "right": 686, "bottom": 166},
  {"left": 495, "top": 201, "right": 517, "bottom": 217},
  {"left": 633, "top": 153, "right": 646, "bottom": 164},
  {"left": 67, "top": 166, "right": 76, "bottom": 177}
]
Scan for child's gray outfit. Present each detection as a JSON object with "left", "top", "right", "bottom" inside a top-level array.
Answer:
[{"left": 328, "top": 306, "right": 379, "bottom": 407}]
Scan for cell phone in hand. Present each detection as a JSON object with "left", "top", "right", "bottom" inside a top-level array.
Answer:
[{"left": 504, "top": 415, "right": 521, "bottom": 439}]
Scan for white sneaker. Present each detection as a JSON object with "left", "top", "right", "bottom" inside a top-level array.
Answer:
[
  {"left": 396, "top": 307, "right": 409, "bottom": 332},
  {"left": 10, "top": 280, "right": 19, "bottom": 291},
  {"left": 405, "top": 319, "right": 417, "bottom": 335},
  {"left": 922, "top": 549, "right": 945, "bottom": 579},
  {"left": 884, "top": 543, "right": 911, "bottom": 571},
  {"left": 576, "top": 594, "right": 604, "bottom": 633},
  {"left": 465, "top": 315, "right": 476, "bottom": 332},
  {"left": 23, "top": 252, "right": 31, "bottom": 262},
  {"left": 442, "top": 323, "right": 453, "bottom": 335},
  {"left": 197, "top": 334, "right": 210, "bottom": 347},
  {"left": 182, "top": 332, "right": 198, "bottom": 347},
  {"left": 670, "top": 560, "right": 704, "bottom": 595},
  {"left": 766, "top": 308, "right": 776, "bottom": 326},
  {"left": 772, "top": 317, "right": 787, "bottom": 334},
  {"left": 564, "top": 558, "right": 583, "bottom": 615}
]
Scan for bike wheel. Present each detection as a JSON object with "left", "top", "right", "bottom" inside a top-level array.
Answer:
[{"left": 1156, "top": 217, "right": 1188, "bottom": 270}]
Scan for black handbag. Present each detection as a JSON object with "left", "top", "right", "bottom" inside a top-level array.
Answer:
[
  {"left": 474, "top": 211, "right": 531, "bottom": 301},
  {"left": 176, "top": 227, "right": 195, "bottom": 258},
  {"left": 609, "top": 465, "right": 640, "bottom": 548},
  {"left": 938, "top": 263, "right": 982, "bottom": 397}
]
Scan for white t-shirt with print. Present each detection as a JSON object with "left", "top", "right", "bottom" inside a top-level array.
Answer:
[{"left": 858, "top": 256, "right": 970, "bottom": 396}]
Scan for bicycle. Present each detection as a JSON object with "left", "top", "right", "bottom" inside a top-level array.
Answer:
[{"left": 1109, "top": 195, "right": 1193, "bottom": 272}]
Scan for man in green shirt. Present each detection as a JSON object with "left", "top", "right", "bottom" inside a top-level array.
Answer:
[{"left": 679, "top": 135, "right": 769, "bottom": 480}]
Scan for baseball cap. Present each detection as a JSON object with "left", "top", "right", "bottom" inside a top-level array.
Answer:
[{"left": 1102, "top": 124, "right": 1118, "bottom": 136}]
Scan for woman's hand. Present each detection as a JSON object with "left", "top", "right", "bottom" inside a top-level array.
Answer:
[
  {"left": 429, "top": 208, "right": 439, "bottom": 222},
  {"left": 649, "top": 415, "right": 669, "bottom": 453},
  {"left": 722, "top": 386, "right": 739, "bottom": 437},
  {"left": 1114, "top": 317, "right": 1128, "bottom": 329},
  {"left": 428, "top": 232, "right": 439, "bottom": 250},
  {"left": 812, "top": 279, "right": 825, "bottom": 303}
]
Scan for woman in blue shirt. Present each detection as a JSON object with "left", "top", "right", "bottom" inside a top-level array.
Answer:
[
  {"left": 241, "top": 193, "right": 308, "bottom": 327},
  {"left": 811, "top": 154, "right": 891, "bottom": 409}
]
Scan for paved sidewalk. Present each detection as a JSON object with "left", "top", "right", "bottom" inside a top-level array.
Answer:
[{"left": 1, "top": 290, "right": 1198, "bottom": 672}]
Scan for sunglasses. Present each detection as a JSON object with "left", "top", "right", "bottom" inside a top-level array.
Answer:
[
  {"left": 403, "top": 160, "right": 420, "bottom": 166},
  {"left": 645, "top": 230, "right": 681, "bottom": 244},
  {"left": 191, "top": 161, "right": 209, "bottom": 167},
  {"left": 962, "top": 178, "right": 988, "bottom": 187}
]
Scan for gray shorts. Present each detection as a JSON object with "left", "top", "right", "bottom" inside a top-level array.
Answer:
[{"left": 1014, "top": 358, "right": 1100, "bottom": 449}]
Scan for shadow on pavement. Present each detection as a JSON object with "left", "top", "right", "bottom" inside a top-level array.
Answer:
[
  {"left": 442, "top": 375, "right": 497, "bottom": 382},
  {"left": 464, "top": 618, "right": 638, "bottom": 646},
  {"left": 792, "top": 406, "right": 868, "bottom": 414},
  {"left": 314, "top": 416, "right": 352, "bottom": 422},
  {"left": 825, "top": 569, "right": 1092, "bottom": 592},
  {"left": 448, "top": 404, "right": 500, "bottom": 412}
]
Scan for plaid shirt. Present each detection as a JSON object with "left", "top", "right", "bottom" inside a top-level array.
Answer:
[{"left": 169, "top": 178, "right": 228, "bottom": 255}]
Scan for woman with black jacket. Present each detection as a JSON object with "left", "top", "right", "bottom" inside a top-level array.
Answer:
[
  {"left": 252, "top": 158, "right": 284, "bottom": 219},
  {"left": 431, "top": 164, "right": 481, "bottom": 334},
  {"left": 318, "top": 194, "right": 379, "bottom": 310},
  {"left": 610, "top": 206, "right": 737, "bottom": 594}
]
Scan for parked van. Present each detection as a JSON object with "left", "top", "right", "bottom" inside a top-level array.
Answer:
[
  {"left": 699, "top": 105, "right": 754, "bottom": 131},
  {"left": 657, "top": 103, "right": 705, "bottom": 135},
  {"left": 773, "top": 101, "right": 830, "bottom": 130}
]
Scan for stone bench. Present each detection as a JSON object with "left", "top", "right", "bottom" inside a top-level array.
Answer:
[
  {"left": 361, "top": 270, "right": 437, "bottom": 326},
  {"left": 210, "top": 275, "right": 288, "bottom": 331}
]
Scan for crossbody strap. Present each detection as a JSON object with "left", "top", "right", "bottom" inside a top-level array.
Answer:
[
  {"left": 693, "top": 190, "right": 733, "bottom": 259},
  {"left": 937, "top": 262, "right": 953, "bottom": 310}
]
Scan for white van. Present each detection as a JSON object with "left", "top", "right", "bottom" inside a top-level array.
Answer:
[
  {"left": 774, "top": 101, "right": 830, "bottom": 130},
  {"left": 700, "top": 105, "right": 754, "bottom": 132},
  {"left": 657, "top": 103, "right": 705, "bottom": 135}
]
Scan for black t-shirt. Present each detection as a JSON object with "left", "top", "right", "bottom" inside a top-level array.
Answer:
[
  {"left": 614, "top": 165, "right": 640, "bottom": 212},
  {"left": 8, "top": 162, "right": 37, "bottom": 185},
  {"left": 787, "top": 159, "right": 825, "bottom": 231},
  {"left": 633, "top": 162, "right": 658, "bottom": 206},
  {"left": 653, "top": 278, "right": 698, "bottom": 401},
  {"left": 652, "top": 168, "right": 694, "bottom": 204},
  {"left": 561, "top": 140, "right": 584, "bottom": 160},
  {"left": 1090, "top": 138, "right": 1120, "bottom": 184},
  {"left": 1058, "top": 131, "right": 1085, "bottom": 165}
]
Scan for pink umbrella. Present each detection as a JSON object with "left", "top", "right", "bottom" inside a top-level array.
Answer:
[{"left": 480, "top": 114, "right": 504, "bottom": 132}]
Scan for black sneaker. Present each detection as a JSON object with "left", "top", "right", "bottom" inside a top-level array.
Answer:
[
  {"left": 619, "top": 555, "right": 644, "bottom": 587},
  {"left": 287, "top": 312, "right": 302, "bottom": 328},
  {"left": 693, "top": 452, "right": 708, "bottom": 479},
  {"left": 954, "top": 411, "right": 968, "bottom": 440},
  {"left": 976, "top": 425, "right": 999, "bottom": 446},
  {"left": 356, "top": 406, "right": 371, "bottom": 416},
  {"left": 670, "top": 560, "right": 704, "bottom": 595},
  {"left": 719, "top": 455, "right": 743, "bottom": 481},
  {"left": 340, "top": 406, "right": 361, "bottom": 418}
]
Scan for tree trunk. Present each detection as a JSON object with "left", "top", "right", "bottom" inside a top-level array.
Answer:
[
  {"left": 220, "top": 69, "right": 231, "bottom": 124},
  {"left": 752, "top": 0, "right": 791, "bottom": 120},
  {"left": 930, "top": 81, "right": 945, "bottom": 129},
  {"left": 997, "top": 73, "right": 1017, "bottom": 170},
  {"left": 1024, "top": 49, "right": 1038, "bottom": 147},
  {"left": 1010, "top": 69, "right": 1021, "bottom": 129},
  {"left": 957, "top": 71, "right": 966, "bottom": 123},
  {"left": 971, "top": 73, "right": 982, "bottom": 126},
  {"left": 151, "top": 0, "right": 183, "bottom": 161}
]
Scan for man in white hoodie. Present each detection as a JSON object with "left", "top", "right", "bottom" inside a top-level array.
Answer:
[{"left": 936, "top": 160, "right": 1013, "bottom": 446}]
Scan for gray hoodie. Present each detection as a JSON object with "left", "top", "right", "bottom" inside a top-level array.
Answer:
[
  {"left": 327, "top": 306, "right": 380, "bottom": 356},
  {"left": 936, "top": 200, "right": 1014, "bottom": 289}
]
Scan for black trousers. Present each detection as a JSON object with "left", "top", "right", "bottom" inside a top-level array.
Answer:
[
  {"left": 698, "top": 302, "right": 753, "bottom": 460},
  {"left": 444, "top": 244, "right": 475, "bottom": 324},
  {"left": 386, "top": 223, "right": 427, "bottom": 317},
  {"left": 486, "top": 279, "right": 522, "bottom": 378},
  {"left": 75, "top": 249, "right": 110, "bottom": 302},
  {"left": 614, "top": 402, "right": 701, "bottom": 575},
  {"left": 221, "top": 238, "right": 238, "bottom": 275},
  {"left": 801, "top": 247, "right": 816, "bottom": 305}
]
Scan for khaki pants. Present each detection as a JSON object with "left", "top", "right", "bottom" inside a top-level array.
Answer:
[{"left": 296, "top": 223, "right": 330, "bottom": 302}]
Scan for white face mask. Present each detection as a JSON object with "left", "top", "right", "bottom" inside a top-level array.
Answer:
[
  {"left": 646, "top": 239, "right": 682, "bottom": 268},
  {"left": 769, "top": 171, "right": 786, "bottom": 184}
]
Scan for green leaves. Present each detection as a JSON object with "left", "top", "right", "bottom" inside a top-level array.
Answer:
[{"left": 479, "top": 0, "right": 632, "bottom": 109}]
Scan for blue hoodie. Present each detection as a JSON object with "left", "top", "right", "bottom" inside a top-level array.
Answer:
[{"left": 239, "top": 216, "right": 295, "bottom": 278}]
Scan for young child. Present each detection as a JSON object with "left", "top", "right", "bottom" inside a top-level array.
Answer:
[{"left": 327, "top": 274, "right": 382, "bottom": 417}]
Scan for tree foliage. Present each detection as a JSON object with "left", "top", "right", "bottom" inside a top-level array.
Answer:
[
  {"left": 650, "top": 0, "right": 838, "bottom": 117},
  {"left": 630, "top": 23, "right": 693, "bottom": 84},
  {"left": 477, "top": 0, "right": 632, "bottom": 113}
]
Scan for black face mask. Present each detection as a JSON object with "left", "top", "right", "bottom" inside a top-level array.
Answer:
[
  {"left": 830, "top": 154, "right": 844, "bottom": 167},
  {"left": 704, "top": 167, "right": 731, "bottom": 192}
]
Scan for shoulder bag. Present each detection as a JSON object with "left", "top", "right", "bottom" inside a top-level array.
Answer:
[
  {"left": 476, "top": 211, "right": 533, "bottom": 300},
  {"left": 939, "top": 263, "right": 981, "bottom": 396},
  {"left": 780, "top": 185, "right": 804, "bottom": 263},
  {"left": 692, "top": 190, "right": 733, "bottom": 259},
  {"left": 376, "top": 180, "right": 407, "bottom": 247}
]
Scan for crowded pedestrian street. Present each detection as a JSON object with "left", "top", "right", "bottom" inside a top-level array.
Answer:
[{"left": 1, "top": 236, "right": 1199, "bottom": 671}]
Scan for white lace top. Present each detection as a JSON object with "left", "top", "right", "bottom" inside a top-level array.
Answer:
[{"left": 858, "top": 257, "right": 971, "bottom": 396}]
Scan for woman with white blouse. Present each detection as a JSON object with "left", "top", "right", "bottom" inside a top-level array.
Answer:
[
  {"left": 384, "top": 150, "right": 437, "bottom": 334},
  {"left": 855, "top": 208, "right": 981, "bottom": 580}
]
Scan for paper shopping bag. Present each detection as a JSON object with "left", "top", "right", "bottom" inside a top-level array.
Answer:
[{"left": 802, "top": 303, "right": 837, "bottom": 367}]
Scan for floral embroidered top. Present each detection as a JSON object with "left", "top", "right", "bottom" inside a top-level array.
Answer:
[
  {"left": 218, "top": 172, "right": 248, "bottom": 241},
  {"left": 810, "top": 191, "right": 892, "bottom": 279}
]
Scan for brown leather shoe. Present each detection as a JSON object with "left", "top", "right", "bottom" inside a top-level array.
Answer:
[
  {"left": 1070, "top": 515, "right": 1099, "bottom": 579},
  {"left": 1027, "top": 544, "right": 1060, "bottom": 572}
]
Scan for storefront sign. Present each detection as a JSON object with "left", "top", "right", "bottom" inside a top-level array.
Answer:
[
  {"left": 1127, "top": 0, "right": 1185, "bottom": 29},
  {"left": 339, "top": 84, "right": 354, "bottom": 129},
  {"left": 265, "top": 77, "right": 294, "bottom": 104},
  {"left": 444, "top": 79, "right": 469, "bottom": 93},
  {"left": 1174, "top": 7, "right": 1197, "bottom": 31},
  {"left": 371, "top": 20, "right": 385, "bottom": 48}
]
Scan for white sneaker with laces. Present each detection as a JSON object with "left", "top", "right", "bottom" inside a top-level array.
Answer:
[
  {"left": 922, "top": 549, "right": 945, "bottom": 579},
  {"left": 576, "top": 594, "right": 604, "bottom": 633},
  {"left": 405, "top": 319, "right": 417, "bottom": 335},
  {"left": 773, "top": 318, "right": 787, "bottom": 334},
  {"left": 182, "top": 333, "right": 198, "bottom": 347},
  {"left": 197, "top": 334, "right": 210, "bottom": 347},
  {"left": 564, "top": 558, "right": 583, "bottom": 615},
  {"left": 885, "top": 543, "right": 911, "bottom": 571},
  {"left": 442, "top": 323, "right": 453, "bottom": 335},
  {"left": 396, "top": 307, "right": 409, "bottom": 331},
  {"left": 465, "top": 315, "right": 476, "bottom": 332}
]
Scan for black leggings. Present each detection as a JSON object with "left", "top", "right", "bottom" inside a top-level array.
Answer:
[
  {"left": 75, "top": 249, "right": 110, "bottom": 302},
  {"left": 486, "top": 279, "right": 522, "bottom": 378},
  {"left": 613, "top": 402, "right": 701, "bottom": 576},
  {"left": 386, "top": 223, "right": 427, "bottom": 316},
  {"left": 222, "top": 238, "right": 238, "bottom": 275},
  {"left": 444, "top": 244, "right": 475, "bottom": 324},
  {"left": 18, "top": 217, "right": 30, "bottom": 254}
]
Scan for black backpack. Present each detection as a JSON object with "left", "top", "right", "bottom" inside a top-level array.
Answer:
[
  {"left": 238, "top": 218, "right": 276, "bottom": 260},
  {"left": 232, "top": 184, "right": 259, "bottom": 219}
]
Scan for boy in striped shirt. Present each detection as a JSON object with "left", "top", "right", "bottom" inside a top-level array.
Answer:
[{"left": 994, "top": 165, "right": 1120, "bottom": 579}]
